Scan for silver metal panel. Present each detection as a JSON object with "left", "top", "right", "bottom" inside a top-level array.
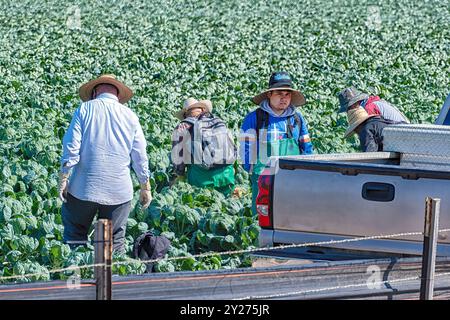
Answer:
[
  {"left": 400, "top": 153, "right": 450, "bottom": 171},
  {"left": 273, "top": 167, "right": 450, "bottom": 243},
  {"left": 383, "top": 124, "right": 450, "bottom": 156}
]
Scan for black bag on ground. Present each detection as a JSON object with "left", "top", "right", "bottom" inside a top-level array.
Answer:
[{"left": 132, "top": 231, "right": 171, "bottom": 273}]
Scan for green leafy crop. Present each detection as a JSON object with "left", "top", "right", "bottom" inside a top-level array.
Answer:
[{"left": 0, "top": 0, "right": 449, "bottom": 282}]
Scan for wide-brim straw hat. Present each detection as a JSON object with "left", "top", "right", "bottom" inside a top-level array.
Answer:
[
  {"left": 175, "top": 98, "right": 213, "bottom": 120},
  {"left": 252, "top": 71, "right": 306, "bottom": 107},
  {"left": 252, "top": 87, "right": 306, "bottom": 107},
  {"left": 344, "top": 108, "right": 378, "bottom": 138},
  {"left": 79, "top": 74, "right": 133, "bottom": 104}
]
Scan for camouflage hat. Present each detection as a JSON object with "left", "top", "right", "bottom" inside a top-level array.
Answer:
[{"left": 338, "top": 87, "right": 369, "bottom": 113}]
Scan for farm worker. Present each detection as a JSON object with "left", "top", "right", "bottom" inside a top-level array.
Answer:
[
  {"left": 338, "top": 86, "right": 410, "bottom": 124},
  {"left": 435, "top": 93, "right": 450, "bottom": 125},
  {"left": 344, "top": 107, "right": 397, "bottom": 152},
  {"left": 59, "top": 74, "right": 151, "bottom": 254},
  {"left": 240, "top": 71, "right": 313, "bottom": 215},
  {"left": 171, "top": 98, "right": 237, "bottom": 196}
]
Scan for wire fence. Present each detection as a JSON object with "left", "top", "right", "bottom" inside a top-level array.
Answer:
[{"left": 1, "top": 228, "right": 450, "bottom": 283}]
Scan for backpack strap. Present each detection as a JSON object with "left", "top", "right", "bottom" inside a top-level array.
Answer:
[
  {"left": 255, "top": 108, "right": 269, "bottom": 142},
  {"left": 179, "top": 119, "right": 196, "bottom": 165},
  {"left": 286, "top": 113, "right": 302, "bottom": 139}
]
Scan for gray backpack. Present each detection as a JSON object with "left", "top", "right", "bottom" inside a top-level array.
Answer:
[{"left": 182, "top": 113, "right": 237, "bottom": 169}]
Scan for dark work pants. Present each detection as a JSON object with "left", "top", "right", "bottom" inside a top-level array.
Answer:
[{"left": 62, "top": 193, "right": 131, "bottom": 254}]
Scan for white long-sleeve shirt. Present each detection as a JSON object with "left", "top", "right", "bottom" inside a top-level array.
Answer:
[{"left": 61, "top": 93, "right": 149, "bottom": 205}]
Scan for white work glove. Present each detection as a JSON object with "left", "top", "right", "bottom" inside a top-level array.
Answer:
[
  {"left": 58, "top": 172, "right": 70, "bottom": 203},
  {"left": 139, "top": 181, "right": 152, "bottom": 209}
]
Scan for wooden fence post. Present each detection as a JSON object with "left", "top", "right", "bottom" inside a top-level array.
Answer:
[
  {"left": 95, "top": 219, "right": 113, "bottom": 300},
  {"left": 420, "top": 197, "right": 440, "bottom": 300}
]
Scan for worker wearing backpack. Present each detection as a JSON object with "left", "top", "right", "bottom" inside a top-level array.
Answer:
[
  {"left": 240, "top": 71, "right": 313, "bottom": 215},
  {"left": 171, "top": 98, "right": 237, "bottom": 196}
]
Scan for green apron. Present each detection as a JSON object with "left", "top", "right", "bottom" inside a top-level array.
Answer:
[
  {"left": 251, "top": 137, "right": 300, "bottom": 215},
  {"left": 187, "top": 164, "right": 235, "bottom": 196}
]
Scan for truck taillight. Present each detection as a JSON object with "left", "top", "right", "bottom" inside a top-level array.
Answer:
[{"left": 256, "top": 169, "right": 272, "bottom": 228}]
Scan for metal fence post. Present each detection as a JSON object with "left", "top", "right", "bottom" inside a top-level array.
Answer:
[
  {"left": 95, "top": 219, "right": 113, "bottom": 300},
  {"left": 420, "top": 197, "right": 440, "bottom": 300}
]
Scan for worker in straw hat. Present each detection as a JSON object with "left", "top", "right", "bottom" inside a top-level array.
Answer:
[
  {"left": 344, "top": 107, "right": 398, "bottom": 152},
  {"left": 59, "top": 74, "right": 151, "bottom": 254},
  {"left": 338, "top": 86, "right": 409, "bottom": 124},
  {"left": 171, "top": 97, "right": 237, "bottom": 196},
  {"left": 240, "top": 71, "right": 313, "bottom": 215}
]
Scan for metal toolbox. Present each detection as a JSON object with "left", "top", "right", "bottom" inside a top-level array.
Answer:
[
  {"left": 400, "top": 153, "right": 450, "bottom": 171},
  {"left": 383, "top": 124, "right": 450, "bottom": 157}
]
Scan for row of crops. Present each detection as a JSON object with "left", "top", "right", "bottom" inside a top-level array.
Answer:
[{"left": 0, "top": 0, "right": 449, "bottom": 282}]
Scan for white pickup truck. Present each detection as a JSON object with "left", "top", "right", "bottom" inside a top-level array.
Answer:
[{"left": 256, "top": 124, "right": 450, "bottom": 259}]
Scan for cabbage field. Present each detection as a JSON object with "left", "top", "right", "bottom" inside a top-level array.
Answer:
[{"left": 0, "top": 0, "right": 449, "bottom": 282}]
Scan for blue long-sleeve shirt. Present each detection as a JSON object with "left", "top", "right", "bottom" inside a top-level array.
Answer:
[
  {"left": 435, "top": 93, "right": 450, "bottom": 125},
  {"left": 61, "top": 93, "right": 150, "bottom": 205},
  {"left": 240, "top": 105, "right": 313, "bottom": 172}
]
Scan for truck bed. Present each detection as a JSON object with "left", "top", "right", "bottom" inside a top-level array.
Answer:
[{"left": 260, "top": 152, "right": 450, "bottom": 257}]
